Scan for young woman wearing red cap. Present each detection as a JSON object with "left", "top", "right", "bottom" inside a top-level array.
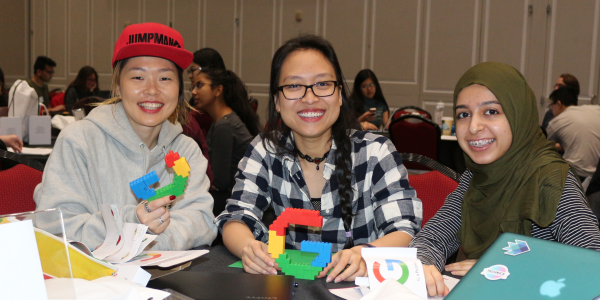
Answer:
[{"left": 34, "top": 23, "right": 217, "bottom": 251}]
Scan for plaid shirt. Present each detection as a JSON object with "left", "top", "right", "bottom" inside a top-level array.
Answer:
[{"left": 215, "top": 130, "right": 422, "bottom": 252}]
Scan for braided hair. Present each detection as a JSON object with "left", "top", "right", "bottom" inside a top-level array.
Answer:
[{"left": 263, "top": 34, "right": 361, "bottom": 249}]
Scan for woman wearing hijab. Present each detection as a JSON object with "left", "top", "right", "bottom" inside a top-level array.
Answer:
[{"left": 410, "top": 62, "right": 600, "bottom": 297}]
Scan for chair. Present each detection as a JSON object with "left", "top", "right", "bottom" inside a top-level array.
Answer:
[
  {"left": 400, "top": 153, "right": 459, "bottom": 227},
  {"left": 392, "top": 106, "right": 432, "bottom": 121},
  {"left": 0, "top": 150, "right": 44, "bottom": 215},
  {"left": 388, "top": 115, "right": 441, "bottom": 170}
]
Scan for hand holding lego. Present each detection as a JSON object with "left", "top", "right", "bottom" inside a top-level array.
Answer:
[
  {"left": 423, "top": 264, "right": 449, "bottom": 297},
  {"left": 136, "top": 196, "right": 174, "bottom": 234},
  {"left": 242, "top": 240, "right": 278, "bottom": 275},
  {"left": 318, "top": 246, "right": 367, "bottom": 283}
]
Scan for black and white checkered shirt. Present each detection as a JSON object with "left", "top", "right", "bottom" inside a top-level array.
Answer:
[{"left": 215, "top": 130, "right": 422, "bottom": 252}]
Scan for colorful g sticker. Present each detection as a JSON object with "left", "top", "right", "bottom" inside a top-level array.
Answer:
[
  {"left": 502, "top": 239, "right": 530, "bottom": 256},
  {"left": 373, "top": 259, "right": 410, "bottom": 284},
  {"left": 481, "top": 264, "right": 510, "bottom": 280}
]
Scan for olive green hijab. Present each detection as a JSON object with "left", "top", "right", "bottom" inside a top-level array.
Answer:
[{"left": 453, "top": 62, "right": 570, "bottom": 259}]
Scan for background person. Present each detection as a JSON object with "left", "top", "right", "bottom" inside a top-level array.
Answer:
[
  {"left": 217, "top": 34, "right": 421, "bottom": 283},
  {"left": 409, "top": 62, "right": 600, "bottom": 297},
  {"left": 27, "top": 56, "right": 64, "bottom": 112},
  {"left": 348, "top": 69, "right": 390, "bottom": 130},
  {"left": 191, "top": 64, "right": 260, "bottom": 214},
  {"left": 34, "top": 22, "right": 217, "bottom": 251},
  {"left": 547, "top": 87, "right": 600, "bottom": 180},
  {"left": 0, "top": 67, "right": 8, "bottom": 107},
  {"left": 64, "top": 66, "right": 100, "bottom": 112},
  {"left": 541, "top": 73, "right": 580, "bottom": 130}
]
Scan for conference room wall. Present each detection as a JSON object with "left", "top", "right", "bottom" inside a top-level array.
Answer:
[{"left": 2, "top": 0, "right": 600, "bottom": 124}]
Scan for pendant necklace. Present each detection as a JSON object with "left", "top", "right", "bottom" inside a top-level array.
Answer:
[{"left": 295, "top": 148, "right": 330, "bottom": 170}]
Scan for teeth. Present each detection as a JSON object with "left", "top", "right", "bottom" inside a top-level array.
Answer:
[
  {"left": 298, "top": 111, "right": 324, "bottom": 118},
  {"left": 138, "top": 103, "right": 163, "bottom": 110},
  {"left": 468, "top": 139, "right": 495, "bottom": 147}
]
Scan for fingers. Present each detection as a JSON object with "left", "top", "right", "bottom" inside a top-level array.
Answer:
[
  {"left": 445, "top": 259, "right": 477, "bottom": 276},
  {"left": 147, "top": 195, "right": 175, "bottom": 210},
  {"left": 136, "top": 195, "right": 175, "bottom": 234},
  {"left": 326, "top": 249, "right": 364, "bottom": 283},
  {"left": 423, "top": 265, "right": 446, "bottom": 297},
  {"left": 242, "top": 241, "right": 277, "bottom": 275}
]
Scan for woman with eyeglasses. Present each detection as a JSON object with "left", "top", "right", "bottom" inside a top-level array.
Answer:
[
  {"left": 349, "top": 69, "right": 390, "bottom": 130},
  {"left": 190, "top": 64, "right": 260, "bottom": 214},
  {"left": 217, "top": 34, "right": 421, "bottom": 283},
  {"left": 64, "top": 66, "right": 100, "bottom": 112}
]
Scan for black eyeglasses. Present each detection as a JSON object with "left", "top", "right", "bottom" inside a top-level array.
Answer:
[
  {"left": 187, "top": 67, "right": 202, "bottom": 75},
  {"left": 189, "top": 81, "right": 208, "bottom": 92},
  {"left": 277, "top": 81, "right": 338, "bottom": 100}
]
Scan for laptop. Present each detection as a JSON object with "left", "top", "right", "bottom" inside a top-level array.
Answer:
[
  {"left": 147, "top": 271, "right": 295, "bottom": 300},
  {"left": 446, "top": 232, "right": 600, "bottom": 299}
]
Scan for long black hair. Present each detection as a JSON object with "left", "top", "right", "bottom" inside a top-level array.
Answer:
[
  {"left": 202, "top": 68, "right": 261, "bottom": 136},
  {"left": 193, "top": 48, "right": 226, "bottom": 72},
  {"left": 264, "top": 34, "right": 361, "bottom": 249},
  {"left": 348, "top": 69, "right": 387, "bottom": 116},
  {"left": 68, "top": 66, "right": 100, "bottom": 93}
]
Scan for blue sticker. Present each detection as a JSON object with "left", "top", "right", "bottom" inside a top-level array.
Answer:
[{"left": 502, "top": 239, "right": 530, "bottom": 256}]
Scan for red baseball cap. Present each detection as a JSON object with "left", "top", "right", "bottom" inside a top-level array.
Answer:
[{"left": 112, "top": 22, "right": 193, "bottom": 70}]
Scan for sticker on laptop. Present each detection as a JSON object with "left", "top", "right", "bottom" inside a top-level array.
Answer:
[
  {"left": 502, "top": 239, "right": 530, "bottom": 256},
  {"left": 481, "top": 264, "right": 510, "bottom": 280}
]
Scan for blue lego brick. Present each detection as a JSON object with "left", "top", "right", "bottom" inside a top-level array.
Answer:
[{"left": 301, "top": 241, "right": 332, "bottom": 268}]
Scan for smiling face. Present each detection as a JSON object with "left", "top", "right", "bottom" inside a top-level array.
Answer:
[
  {"left": 275, "top": 49, "right": 342, "bottom": 141},
  {"left": 455, "top": 84, "right": 513, "bottom": 165},
  {"left": 360, "top": 77, "right": 376, "bottom": 99},
  {"left": 117, "top": 56, "right": 179, "bottom": 136}
]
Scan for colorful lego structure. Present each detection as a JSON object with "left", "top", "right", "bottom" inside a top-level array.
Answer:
[
  {"left": 129, "top": 150, "right": 190, "bottom": 202},
  {"left": 267, "top": 207, "right": 332, "bottom": 280}
]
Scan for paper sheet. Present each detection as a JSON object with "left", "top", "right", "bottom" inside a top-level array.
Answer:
[
  {"left": 330, "top": 275, "right": 460, "bottom": 300},
  {"left": 92, "top": 204, "right": 125, "bottom": 259},
  {"left": 120, "top": 250, "right": 209, "bottom": 267},
  {"left": 104, "top": 223, "right": 148, "bottom": 263},
  {"left": 0, "top": 220, "right": 48, "bottom": 300},
  {"left": 9, "top": 147, "right": 52, "bottom": 155}
]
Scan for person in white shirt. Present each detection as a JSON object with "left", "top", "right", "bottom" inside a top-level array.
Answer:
[{"left": 547, "top": 86, "right": 600, "bottom": 179}]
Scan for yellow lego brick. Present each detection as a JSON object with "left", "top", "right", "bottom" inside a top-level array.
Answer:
[
  {"left": 173, "top": 157, "right": 191, "bottom": 177},
  {"left": 268, "top": 230, "right": 285, "bottom": 259}
]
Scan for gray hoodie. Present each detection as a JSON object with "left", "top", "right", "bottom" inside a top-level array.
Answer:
[{"left": 34, "top": 102, "right": 217, "bottom": 250}]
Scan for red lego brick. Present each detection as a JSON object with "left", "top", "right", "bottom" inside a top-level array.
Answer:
[{"left": 164, "top": 150, "right": 180, "bottom": 168}]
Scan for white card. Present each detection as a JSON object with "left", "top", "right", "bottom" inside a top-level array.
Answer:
[
  {"left": 362, "top": 247, "right": 428, "bottom": 299},
  {"left": 28, "top": 115, "right": 51, "bottom": 145},
  {"left": 0, "top": 220, "right": 48, "bottom": 300},
  {"left": 0, "top": 116, "right": 23, "bottom": 141}
]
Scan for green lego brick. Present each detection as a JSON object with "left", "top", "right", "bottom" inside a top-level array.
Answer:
[{"left": 276, "top": 250, "right": 322, "bottom": 280}]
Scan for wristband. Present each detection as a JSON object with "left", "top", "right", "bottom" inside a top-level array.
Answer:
[{"left": 360, "top": 243, "right": 375, "bottom": 248}]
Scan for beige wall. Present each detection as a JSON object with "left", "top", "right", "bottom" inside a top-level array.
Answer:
[{"left": 2, "top": 0, "right": 600, "bottom": 123}]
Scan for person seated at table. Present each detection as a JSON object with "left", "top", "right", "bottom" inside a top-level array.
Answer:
[
  {"left": 217, "top": 34, "right": 421, "bottom": 283},
  {"left": 64, "top": 66, "right": 101, "bottom": 112},
  {"left": 190, "top": 64, "right": 260, "bottom": 214},
  {"left": 34, "top": 22, "right": 217, "bottom": 251},
  {"left": 410, "top": 62, "right": 600, "bottom": 297},
  {"left": 348, "top": 69, "right": 390, "bottom": 131}
]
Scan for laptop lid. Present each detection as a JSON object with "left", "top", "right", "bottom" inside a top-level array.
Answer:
[
  {"left": 147, "top": 271, "right": 295, "bottom": 300},
  {"left": 446, "top": 232, "right": 600, "bottom": 300}
]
